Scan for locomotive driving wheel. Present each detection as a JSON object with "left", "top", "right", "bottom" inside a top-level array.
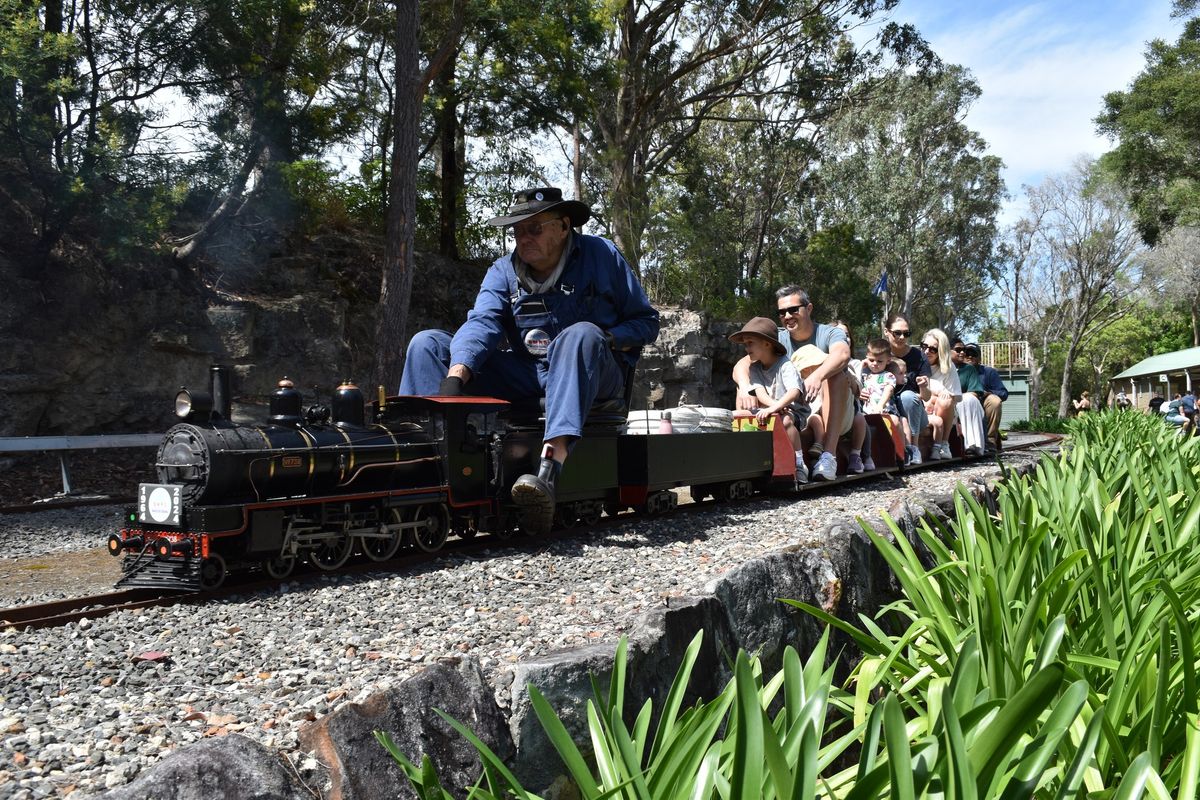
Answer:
[
  {"left": 405, "top": 504, "right": 449, "bottom": 553},
  {"left": 264, "top": 553, "right": 296, "bottom": 579},
  {"left": 360, "top": 511, "right": 404, "bottom": 561},
  {"left": 198, "top": 554, "right": 226, "bottom": 590},
  {"left": 310, "top": 522, "right": 354, "bottom": 570}
]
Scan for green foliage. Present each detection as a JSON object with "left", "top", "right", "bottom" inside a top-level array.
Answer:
[
  {"left": 1008, "top": 414, "right": 1071, "bottom": 434},
  {"left": 1098, "top": 17, "right": 1200, "bottom": 244},
  {"left": 818, "top": 65, "right": 1005, "bottom": 331},
  {"left": 379, "top": 414, "right": 1200, "bottom": 798},
  {"left": 796, "top": 411, "right": 1200, "bottom": 794}
]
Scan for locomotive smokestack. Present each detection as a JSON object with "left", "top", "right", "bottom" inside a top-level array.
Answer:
[{"left": 210, "top": 365, "right": 232, "bottom": 421}]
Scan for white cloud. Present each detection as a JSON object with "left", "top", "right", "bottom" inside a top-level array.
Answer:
[{"left": 893, "top": 0, "right": 1184, "bottom": 217}]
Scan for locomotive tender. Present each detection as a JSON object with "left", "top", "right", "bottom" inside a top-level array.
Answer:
[{"left": 110, "top": 365, "right": 827, "bottom": 591}]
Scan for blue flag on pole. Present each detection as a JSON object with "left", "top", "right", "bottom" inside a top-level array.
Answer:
[{"left": 872, "top": 271, "right": 888, "bottom": 296}]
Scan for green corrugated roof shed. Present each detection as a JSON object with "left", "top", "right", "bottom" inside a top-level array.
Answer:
[{"left": 1111, "top": 346, "right": 1200, "bottom": 381}]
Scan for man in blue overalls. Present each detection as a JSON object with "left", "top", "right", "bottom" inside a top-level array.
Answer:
[{"left": 399, "top": 188, "right": 660, "bottom": 532}]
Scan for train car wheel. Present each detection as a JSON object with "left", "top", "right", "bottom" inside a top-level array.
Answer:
[
  {"left": 361, "top": 513, "right": 404, "bottom": 561},
  {"left": 690, "top": 485, "right": 709, "bottom": 502},
  {"left": 199, "top": 554, "right": 226, "bottom": 590},
  {"left": 407, "top": 504, "right": 449, "bottom": 553},
  {"left": 578, "top": 505, "right": 602, "bottom": 526},
  {"left": 264, "top": 553, "right": 296, "bottom": 579},
  {"left": 310, "top": 527, "right": 354, "bottom": 570},
  {"left": 556, "top": 506, "right": 579, "bottom": 528}
]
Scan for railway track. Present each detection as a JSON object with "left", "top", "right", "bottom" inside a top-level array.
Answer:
[{"left": 0, "top": 434, "right": 1060, "bottom": 631}]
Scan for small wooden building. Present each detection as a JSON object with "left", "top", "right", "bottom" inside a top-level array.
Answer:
[{"left": 1110, "top": 346, "right": 1200, "bottom": 409}]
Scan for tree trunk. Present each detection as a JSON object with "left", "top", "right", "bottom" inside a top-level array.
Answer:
[
  {"left": 1192, "top": 296, "right": 1199, "bottom": 347},
  {"left": 573, "top": 119, "right": 583, "bottom": 204},
  {"left": 173, "top": 137, "right": 266, "bottom": 263},
  {"left": 1057, "top": 337, "right": 1080, "bottom": 418},
  {"left": 608, "top": 155, "right": 647, "bottom": 275},
  {"left": 372, "top": 0, "right": 420, "bottom": 394},
  {"left": 436, "top": 45, "right": 460, "bottom": 258}
]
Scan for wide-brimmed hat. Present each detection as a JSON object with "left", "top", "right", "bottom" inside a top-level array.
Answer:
[
  {"left": 729, "top": 317, "right": 785, "bottom": 355},
  {"left": 487, "top": 187, "right": 591, "bottom": 228},
  {"left": 789, "top": 344, "right": 828, "bottom": 378}
]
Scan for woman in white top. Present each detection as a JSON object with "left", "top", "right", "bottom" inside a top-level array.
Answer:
[{"left": 919, "top": 328, "right": 961, "bottom": 460}]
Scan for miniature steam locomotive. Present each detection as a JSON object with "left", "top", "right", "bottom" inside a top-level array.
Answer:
[{"left": 109, "top": 365, "right": 942, "bottom": 591}]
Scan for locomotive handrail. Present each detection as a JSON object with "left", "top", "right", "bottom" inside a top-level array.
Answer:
[{"left": 0, "top": 434, "right": 163, "bottom": 453}]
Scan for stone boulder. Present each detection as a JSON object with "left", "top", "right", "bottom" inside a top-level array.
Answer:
[
  {"left": 299, "top": 656, "right": 512, "bottom": 800},
  {"left": 92, "top": 734, "right": 310, "bottom": 800},
  {"left": 634, "top": 307, "right": 741, "bottom": 410}
]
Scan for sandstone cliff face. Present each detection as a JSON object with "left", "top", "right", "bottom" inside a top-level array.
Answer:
[{"left": 0, "top": 230, "right": 737, "bottom": 436}]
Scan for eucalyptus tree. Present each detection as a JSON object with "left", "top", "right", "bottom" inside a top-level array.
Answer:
[
  {"left": 1141, "top": 225, "right": 1200, "bottom": 345},
  {"left": 817, "top": 65, "right": 1004, "bottom": 330},
  {"left": 1097, "top": 12, "right": 1200, "bottom": 245},
  {"left": 1015, "top": 159, "right": 1143, "bottom": 418},
  {"left": 580, "top": 0, "right": 931, "bottom": 275},
  {"left": 0, "top": 0, "right": 208, "bottom": 260},
  {"left": 171, "top": 0, "right": 377, "bottom": 263}
]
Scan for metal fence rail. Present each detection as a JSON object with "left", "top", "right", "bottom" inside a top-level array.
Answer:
[
  {"left": 0, "top": 434, "right": 162, "bottom": 501},
  {"left": 0, "top": 435, "right": 162, "bottom": 453}
]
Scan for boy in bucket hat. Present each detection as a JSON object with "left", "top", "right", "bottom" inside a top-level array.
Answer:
[
  {"left": 399, "top": 187, "right": 659, "bottom": 533},
  {"left": 732, "top": 285, "right": 852, "bottom": 481},
  {"left": 729, "top": 317, "right": 811, "bottom": 483}
]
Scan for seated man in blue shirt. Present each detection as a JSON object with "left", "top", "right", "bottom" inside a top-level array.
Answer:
[
  {"left": 399, "top": 188, "right": 660, "bottom": 532},
  {"left": 966, "top": 343, "right": 1008, "bottom": 453}
]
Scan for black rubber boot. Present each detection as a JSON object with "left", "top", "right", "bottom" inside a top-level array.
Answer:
[{"left": 511, "top": 455, "right": 562, "bottom": 534}]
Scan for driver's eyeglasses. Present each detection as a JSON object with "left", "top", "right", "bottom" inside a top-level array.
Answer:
[
  {"left": 778, "top": 305, "right": 805, "bottom": 317},
  {"left": 513, "top": 218, "right": 563, "bottom": 238},
  {"left": 889, "top": 329, "right": 910, "bottom": 337}
]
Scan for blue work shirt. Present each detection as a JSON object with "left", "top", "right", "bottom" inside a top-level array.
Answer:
[
  {"left": 449, "top": 233, "right": 660, "bottom": 374},
  {"left": 979, "top": 364, "right": 1009, "bottom": 401}
]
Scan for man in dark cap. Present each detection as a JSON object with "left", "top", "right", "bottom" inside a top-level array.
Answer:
[
  {"left": 399, "top": 187, "right": 659, "bottom": 532},
  {"left": 966, "top": 343, "right": 1008, "bottom": 453}
]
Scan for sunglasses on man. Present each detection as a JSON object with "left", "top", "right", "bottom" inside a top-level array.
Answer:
[
  {"left": 777, "top": 304, "right": 807, "bottom": 317},
  {"left": 513, "top": 218, "right": 565, "bottom": 238}
]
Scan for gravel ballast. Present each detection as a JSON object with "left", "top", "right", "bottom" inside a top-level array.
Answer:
[{"left": 0, "top": 453, "right": 1041, "bottom": 798}]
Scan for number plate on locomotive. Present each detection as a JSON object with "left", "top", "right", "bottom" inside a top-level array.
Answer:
[{"left": 138, "top": 483, "right": 182, "bottom": 527}]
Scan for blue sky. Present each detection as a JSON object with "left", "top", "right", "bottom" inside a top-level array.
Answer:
[{"left": 887, "top": 0, "right": 1185, "bottom": 220}]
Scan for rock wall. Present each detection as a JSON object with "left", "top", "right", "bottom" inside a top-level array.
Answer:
[
  {"left": 0, "top": 239, "right": 736, "bottom": 437},
  {"left": 87, "top": 468, "right": 1032, "bottom": 800}
]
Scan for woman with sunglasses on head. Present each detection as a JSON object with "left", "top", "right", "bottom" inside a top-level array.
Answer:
[
  {"left": 883, "top": 313, "right": 930, "bottom": 464},
  {"left": 919, "top": 328, "right": 962, "bottom": 460}
]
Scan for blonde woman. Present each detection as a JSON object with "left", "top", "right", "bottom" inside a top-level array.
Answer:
[{"left": 919, "top": 328, "right": 961, "bottom": 460}]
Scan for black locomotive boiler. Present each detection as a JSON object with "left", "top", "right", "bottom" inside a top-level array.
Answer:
[{"left": 110, "top": 366, "right": 814, "bottom": 591}]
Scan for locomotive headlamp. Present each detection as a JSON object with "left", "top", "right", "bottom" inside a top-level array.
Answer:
[
  {"left": 175, "top": 388, "right": 213, "bottom": 420},
  {"left": 154, "top": 538, "right": 173, "bottom": 560}
]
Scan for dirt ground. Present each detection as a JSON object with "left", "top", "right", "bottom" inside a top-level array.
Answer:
[{"left": 0, "top": 548, "right": 123, "bottom": 604}]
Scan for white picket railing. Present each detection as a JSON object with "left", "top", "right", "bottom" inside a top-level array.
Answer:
[{"left": 980, "top": 341, "right": 1030, "bottom": 370}]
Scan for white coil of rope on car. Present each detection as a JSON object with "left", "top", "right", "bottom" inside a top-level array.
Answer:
[{"left": 624, "top": 406, "right": 733, "bottom": 434}]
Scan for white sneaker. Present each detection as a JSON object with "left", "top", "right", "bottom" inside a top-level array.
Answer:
[
  {"left": 906, "top": 445, "right": 922, "bottom": 465},
  {"left": 812, "top": 451, "right": 838, "bottom": 481},
  {"left": 934, "top": 442, "right": 952, "bottom": 460},
  {"left": 795, "top": 459, "right": 809, "bottom": 484}
]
